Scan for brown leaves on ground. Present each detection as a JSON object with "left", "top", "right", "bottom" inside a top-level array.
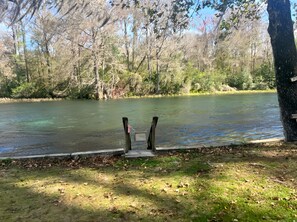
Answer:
[
  {"left": 0, "top": 141, "right": 297, "bottom": 221},
  {"left": 0, "top": 155, "right": 119, "bottom": 170},
  {"left": 1, "top": 141, "right": 297, "bottom": 175}
]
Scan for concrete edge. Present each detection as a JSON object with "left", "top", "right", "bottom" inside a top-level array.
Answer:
[
  {"left": 0, "top": 138, "right": 285, "bottom": 160},
  {"left": 0, "top": 148, "right": 125, "bottom": 160},
  {"left": 71, "top": 148, "right": 124, "bottom": 156},
  {"left": 249, "top": 137, "right": 284, "bottom": 144},
  {"left": 156, "top": 137, "right": 285, "bottom": 152}
]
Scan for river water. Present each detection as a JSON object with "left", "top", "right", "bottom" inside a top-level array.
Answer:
[{"left": 0, "top": 93, "right": 283, "bottom": 157}]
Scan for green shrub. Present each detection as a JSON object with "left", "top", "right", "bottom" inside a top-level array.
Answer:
[
  {"left": 253, "top": 82, "right": 269, "bottom": 90},
  {"left": 68, "top": 84, "right": 95, "bottom": 99},
  {"left": 0, "top": 79, "right": 18, "bottom": 97},
  {"left": 11, "top": 82, "right": 49, "bottom": 98},
  {"left": 252, "top": 64, "right": 275, "bottom": 89},
  {"left": 191, "top": 69, "right": 226, "bottom": 92},
  {"left": 226, "top": 70, "right": 253, "bottom": 90}
]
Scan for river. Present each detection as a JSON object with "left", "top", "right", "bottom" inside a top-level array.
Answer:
[{"left": 0, "top": 93, "right": 283, "bottom": 157}]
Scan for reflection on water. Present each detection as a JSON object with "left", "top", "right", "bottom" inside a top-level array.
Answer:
[{"left": 0, "top": 93, "right": 282, "bottom": 157}]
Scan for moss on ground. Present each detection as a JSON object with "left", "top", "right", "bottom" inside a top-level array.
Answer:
[{"left": 0, "top": 142, "right": 296, "bottom": 221}]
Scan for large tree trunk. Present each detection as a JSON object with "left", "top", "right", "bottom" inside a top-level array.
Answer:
[{"left": 267, "top": 0, "right": 297, "bottom": 141}]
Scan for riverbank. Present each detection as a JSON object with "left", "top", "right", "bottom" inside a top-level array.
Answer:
[
  {"left": 123, "top": 89, "right": 276, "bottom": 99},
  {"left": 1, "top": 142, "right": 296, "bottom": 221},
  {"left": 0, "top": 90, "right": 276, "bottom": 103},
  {"left": 0, "top": 98, "right": 63, "bottom": 104}
]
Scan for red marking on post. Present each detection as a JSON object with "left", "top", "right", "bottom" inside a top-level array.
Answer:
[{"left": 128, "top": 125, "right": 132, "bottom": 134}]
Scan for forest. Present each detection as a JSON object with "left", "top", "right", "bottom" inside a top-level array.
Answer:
[{"left": 0, "top": 0, "right": 276, "bottom": 100}]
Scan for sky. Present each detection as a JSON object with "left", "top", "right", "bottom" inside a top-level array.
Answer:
[
  {"left": 0, "top": 23, "right": 7, "bottom": 32},
  {"left": 1, "top": 1, "right": 297, "bottom": 39}
]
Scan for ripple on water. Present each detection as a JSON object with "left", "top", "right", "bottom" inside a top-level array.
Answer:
[
  {"left": 0, "top": 146, "right": 15, "bottom": 153},
  {"left": 0, "top": 93, "right": 282, "bottom": 156}
]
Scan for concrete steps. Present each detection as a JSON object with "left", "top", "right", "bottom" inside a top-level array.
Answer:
[{"left": 124, "top": 150, "right": 155, "bottom": 158}]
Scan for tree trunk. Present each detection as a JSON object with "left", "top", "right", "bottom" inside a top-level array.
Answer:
[
  {"left": 20, "top": 21, "right": 30, "bottom": 83},
  {"left": 11, "top": 24, "right": 19, "bottom": 56},
  {"left": 91, "top": 28, "right": 102, "bottom": 100},
  {"left": 45, "top": 43, "right": 52, "bottom": 87},
  {"left": 250, "top": 42, "right": 256, "bottom": 73},
  {"left": 267, "top": 0, "right": 297, "bottom": 141},
  {"left": 71, "top": 40, "right": 77, "bottom": 82},
  {"left": 78, "top": 44, "right": 82, "bottom": 86},
  {"left": 145, "top": 15, "right": 152, "bottom": 80},
  {"left": 43, "top": 31, "right": 52, "bottom": 87},
  {"left": 132, "top": 16, "right": 138, "bottom": 70},
  {"left": 101, "top": 40, "right": 107, "bottom": 99},
  {"left": 156, "top": 50, "right": 160, "bottom": 93},
  {"left": 37, "top": 46, "right": 44, "bottom": 79},
  {"left": 11, "top": 24, "right": 20, "bottom": 82},
  {"left": 93, "top": 52, "right": 100, "bottom": 100},
  {"left": 124, "top": 20, "right": 130, "bottom": 71}
]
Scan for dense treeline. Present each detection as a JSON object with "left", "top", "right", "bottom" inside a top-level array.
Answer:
[{"left": 0, "top": 0, "right": 275, "bottom": 99}]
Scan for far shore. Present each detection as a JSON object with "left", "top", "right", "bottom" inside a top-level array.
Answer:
[
  {"left": 0, "top": 89, "right": 276, "bottom": 104},
  {"left": 0, "top": 98, "right": 63, "bottom": 104},
  {"left": 124, "top": 89, "right": 276, "bottom": 99}
]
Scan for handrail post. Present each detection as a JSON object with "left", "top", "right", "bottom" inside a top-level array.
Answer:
[
  {"left": 122, "top": 117, "right": 131, "bottom": 153},
  {"left": 147, "top": 116, "right": 158, "bottom": 152}
]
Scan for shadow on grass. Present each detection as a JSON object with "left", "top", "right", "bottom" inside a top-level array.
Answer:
[
  {"left": 0, "top": 144, "right": 297, "bottom": 221},
  {"left": 0, "top": 163, "right": 195, "bottom": 221}
]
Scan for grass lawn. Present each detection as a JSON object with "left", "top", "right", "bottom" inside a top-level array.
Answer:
[{"left": 0, "top": 142, "right": 296, "bottom": 222}]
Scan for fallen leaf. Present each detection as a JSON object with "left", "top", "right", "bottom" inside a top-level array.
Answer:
[
  {"left": 161, "top": 188, "right": 168, "bottom": 193},
  {"left": 109, "top": 206, "right": 118, "bottom": 213}
]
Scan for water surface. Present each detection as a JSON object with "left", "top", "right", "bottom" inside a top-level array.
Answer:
[{"left": 0, "top": 93, "right": 283, "bottom": 157}]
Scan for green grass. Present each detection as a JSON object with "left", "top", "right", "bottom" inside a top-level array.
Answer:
[
  {"left": 124, "top": 89, "right": 276, "bottom": 99},
  {"left": 0, "top": 143, "right": 296, "bottom": 221}
]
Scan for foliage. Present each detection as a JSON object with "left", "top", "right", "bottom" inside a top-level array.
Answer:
[
  {"left": 68, "top": 84, "right": 95, "bottom": 99},
  {"left": 0, "top": 79, "right": 17, "bottom": 97},
  {"left": 11, "top": 82, "right": 49, "bottom": 98},
  {"left": 226, "top": 69, "right": 253, "bottom": 90},
  {"left": 252, "top": 63, "right": 275, "bottom": 89},
  {"left": 0, "top": 0, "right": 275, "bottom": 99}
]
